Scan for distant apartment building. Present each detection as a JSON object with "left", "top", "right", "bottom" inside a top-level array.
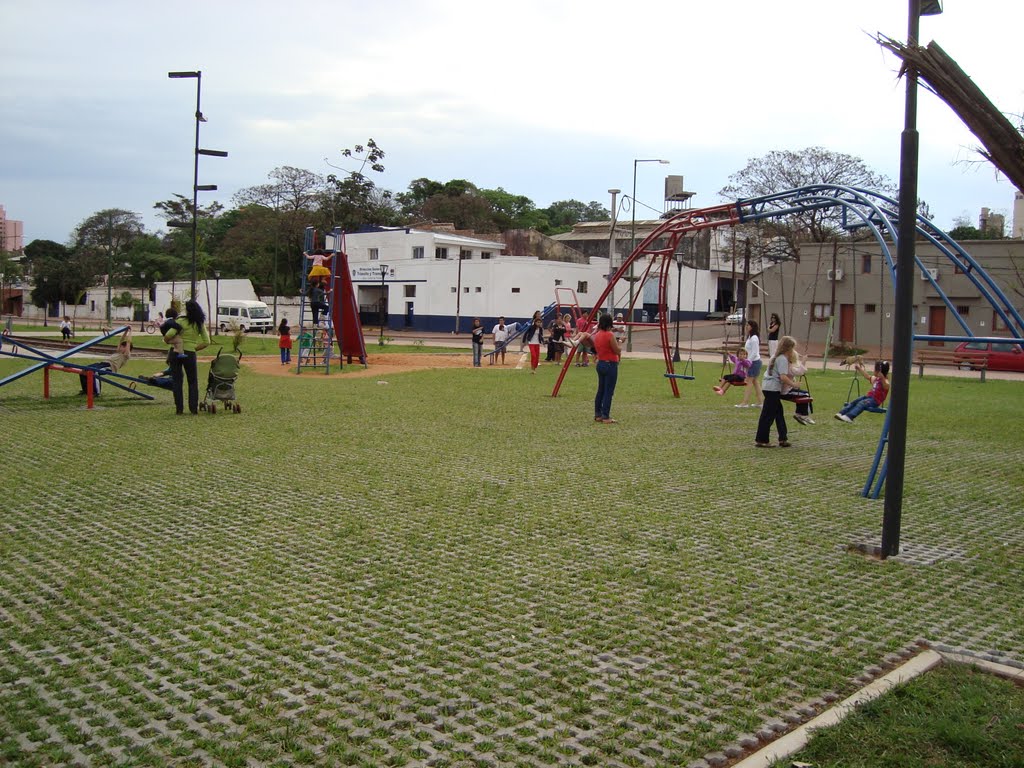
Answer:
[
  {"left": 979, "top": 207, "right": 1005, "bottom": 237},
  {"left": 1, "top": 205, "right": 24, "bottom": 253}
]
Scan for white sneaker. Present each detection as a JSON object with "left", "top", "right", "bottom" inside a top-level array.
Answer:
[
  {"left": 735, "top": 404, "right": 748, "bottom": 408},
  {"left": 834, "top": 413, "right": 852, "bottom": 423}
]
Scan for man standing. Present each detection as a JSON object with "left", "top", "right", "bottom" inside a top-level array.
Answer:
[{"left": 491, "top": 316, "right": 509, "bottom": 365}]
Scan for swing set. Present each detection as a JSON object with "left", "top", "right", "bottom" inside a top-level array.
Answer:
[{"left": 551, "top": 184, "right": 1023, "bottom": 498}]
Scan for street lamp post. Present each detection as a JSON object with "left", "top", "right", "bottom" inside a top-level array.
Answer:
[
  {"left": 139, "top": 272, "right": 146, "bottom": 331},
  {"left": 629, "top": 159, "right": 669, "bottom": 351},
  {"left": 213, "top": 270, "right": 221, "bottom": 335},
  {"left": 882, "top": 0, "right": 943, "bottom": 559},
  {"left": 607, "top": 188, "right": 620, "bottom": 318},
  {"left": 379, "top": 264, "right": 388, "bottom": 345},
  {"left": 168, "top": 70, "right": 228, "bottom": 302},
  {"left": 673, "top": 247, "right": 685, "bottom": 363}
]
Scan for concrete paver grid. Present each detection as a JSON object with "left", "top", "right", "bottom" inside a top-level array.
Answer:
[{"left": 0, "top": 363, "right": 1021, "bottom": 767}]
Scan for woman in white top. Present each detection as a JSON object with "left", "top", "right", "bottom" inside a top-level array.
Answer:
[{"left": 738, "top": 320, "right": 763, "bottom": 408}]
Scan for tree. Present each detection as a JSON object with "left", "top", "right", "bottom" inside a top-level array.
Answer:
[
  {"left": 947, "top": 214, "right": 1003, "bottom": 241},
  {"left": 542, "top": 200, "right": 610, "bottom": 234},
  {"left": 153, "top": 194, "right": 224, "bottom": 225},
  {"left": 324, "top": 139, "right": 400, "bottom": 231},
  {"left": 396, "top": 178, "right": 446, "bottom": 218},
  {"left": 28, "top": 245, "right": 101, "bottom": 317},
  {"left": 719, "top": 147, "right": 898, "bottom": 242},
  {"left": 72, "top": 209, "right": 146, "bottom": 254},
  {"left": 479, "top": 188, "right": 551, "bottom": 231}
]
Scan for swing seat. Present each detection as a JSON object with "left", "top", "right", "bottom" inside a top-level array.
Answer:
[
  {"left": 664, "top": 373, "right": 695, "bottom": 381},
  {"left": 843, "top": 401, "right": 886, "bottom": 414}
]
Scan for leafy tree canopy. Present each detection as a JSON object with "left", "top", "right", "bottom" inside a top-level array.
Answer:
[
  {"left": 720, "top": 147, "right": 897, "bottom": 242},
  {"left": 72, "top": 209, "right": 145, "bottom": 254}
]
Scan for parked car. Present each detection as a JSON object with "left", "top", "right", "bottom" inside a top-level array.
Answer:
[
  {"left": 951, "top": 340, "right": 1024, "bottom": 372},
  {"left": 726, "top": 309, "right": 745, "bottom": 325}
]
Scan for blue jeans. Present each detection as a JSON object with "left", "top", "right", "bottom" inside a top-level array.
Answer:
[
  {"left": 840, "top": 395, "right": 876, "bottom": 420},
  {"left": 472, "top": 344, "right": 482, "bottom": 367},
  {"left": 594, "top": 360, "right": 618, "bottom": 419}
]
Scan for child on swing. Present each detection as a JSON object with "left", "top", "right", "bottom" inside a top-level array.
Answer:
[
  {"left": 713, "top": 349, "right": 751, "bottom": 396},
  {"left": 785, "top": 351, "right": 815, "bottom": 425},
  {"left": 835, "top": 360, "right": 890, "bottom": 422}
]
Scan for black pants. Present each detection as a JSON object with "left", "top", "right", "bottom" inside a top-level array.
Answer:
[
  {"left": 170, "top": 351, "right": 199, "bottom": 414},
  {"left": 755, "top": 390, "right": 787, "bottom": 443},
  {"left": 79, "top": 362, "right": 111, "bottom": 394},
  {"left": 311, "top": 301, "right": 329, "bottom": 324}
]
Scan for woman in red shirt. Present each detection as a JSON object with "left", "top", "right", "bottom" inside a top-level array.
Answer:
[{"left": 592, "top": 313, "right": 622, "bottom": 423}]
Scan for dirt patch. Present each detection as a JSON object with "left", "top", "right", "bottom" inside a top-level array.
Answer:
[{"left": 242, "top": 352, "right": 482, "bottom": 378}]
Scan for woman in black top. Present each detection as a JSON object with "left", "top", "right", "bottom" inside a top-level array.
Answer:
[{"left": 767, "top": 313, "right": 781, "bottom": 358}]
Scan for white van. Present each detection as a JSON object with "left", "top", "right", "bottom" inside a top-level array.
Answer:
[{"left": 216, "top": 300, "right": 274, "bottom": 334}]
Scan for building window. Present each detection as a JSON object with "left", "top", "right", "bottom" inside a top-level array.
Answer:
[
  {"left": 404, "top": 285, "right": 416, "bottom": 298},
  {"left": 862, "top": 253, "right": 872, "bottom": 274},
  {"left": 436, "top": 247, "right": 448, "bottom": 260},
  {"left": 512, "top": 287, "right": 521, "bottom": 294},
  {"left": 412, "top": 246, "right": 424, "bottom": 259},
  {"left": 811, "top": 303, "right": 831, "bottom": 322},
  {"left": 577, "top": 281, "right": 588, "bottom": 294},
  {"left": 993, "top": 311, "right": 1008, "bottom": 331},
  {"left": 481, "top": 251, "right": 492, "bottom": 259},
  {"left": 751, "top": 282, "right": 759, "bottom": 298},
  {"left": 460, "top": 249, "right": 472, "bottom": 260},
  {"left": 368, "top": 248, "right": 379, "bottom": 261},
  {"left": 475, "top": 287, "right": 482, "bottom": 293},
  {"left": 463, "top": 286, "right": 470, "bottom": 293},
  {"left": 554, "top": 279, "right": 563, "bottom": 287},
  {"left": 865, "top": 303, "right": 876, "bottom": 314},
  {"left": 450, "top": 286, "right": 457, "bottom": 293},
  {"left": 956, "top": 305, "right": 969, "bottom": 316}
]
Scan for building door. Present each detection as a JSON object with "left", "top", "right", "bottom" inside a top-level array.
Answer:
[
  {"left": 839, "top": 304, "right": 856, "bottom": 343},
  {"left": 928, "top": 305, "right": 946, "bottom": 346},
  {"left": 405, "top": 301, "right": 414, "bottom": 328}
]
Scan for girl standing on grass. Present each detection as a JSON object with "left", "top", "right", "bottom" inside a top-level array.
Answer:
[
  {"left": 471, "top": 318, "right": 484, "bottom": 367},
  {"left": 755, "top": 335, "right": 797, "bottom": 448},
  {"left": 278, "top": 317, "right": 292, "bottom": 365},
  {"left": 737, "top": 320, "right": 763, "bottom": 408},
  {"left": 767, "top": 313, "right": 781, "bottom": 358},
  {"left": 592, "top": 313, "right": 622, "bottom": 423},
  {"left": 521, "top": 315, "right": 545, "bottom": 373}
]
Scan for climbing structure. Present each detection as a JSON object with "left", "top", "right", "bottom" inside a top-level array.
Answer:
[{"left": 297, "top": 227, "right": 368, "bottom": 373}]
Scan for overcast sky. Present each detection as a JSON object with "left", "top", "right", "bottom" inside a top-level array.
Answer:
[{"left": 2, "top": 0, "right": 1021, "bottom": 245}]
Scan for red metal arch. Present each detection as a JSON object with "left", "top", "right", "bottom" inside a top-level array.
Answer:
[{"left": 551, "top": 202, "right": 742, "bottom": 398}]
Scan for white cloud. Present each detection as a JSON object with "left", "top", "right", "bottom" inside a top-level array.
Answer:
[{"left": 1, "top": 0, "right": 1022, "bottom": 242}]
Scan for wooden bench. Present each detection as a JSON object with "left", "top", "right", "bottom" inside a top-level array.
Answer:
[{"left": 914, "top": 349, "right": 987, "bottom": 381}]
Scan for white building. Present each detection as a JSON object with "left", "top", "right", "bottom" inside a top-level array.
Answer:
[{"left": 343, "top": 227, "right": 615, "bottom": 333}]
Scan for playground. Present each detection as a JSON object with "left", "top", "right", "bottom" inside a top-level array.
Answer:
[{"left": 1, "top": 339, "right": 1022, "bottom": 766}]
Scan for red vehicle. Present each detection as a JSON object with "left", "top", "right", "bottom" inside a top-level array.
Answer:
[{"left": 952, "top": 340, "right": 1024, "bottom": 372}]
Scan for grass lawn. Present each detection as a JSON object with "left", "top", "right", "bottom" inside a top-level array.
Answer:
[
  {"left": 775, "top": 662, "right": 1024, "bottom": 767},
  {"left": 1, "top": 351, "right": 1022, "bottom": 767}
]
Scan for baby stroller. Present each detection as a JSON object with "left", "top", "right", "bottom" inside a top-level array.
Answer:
[{"left": 200, "top": 348, "right": 242, "bottom": 414}]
